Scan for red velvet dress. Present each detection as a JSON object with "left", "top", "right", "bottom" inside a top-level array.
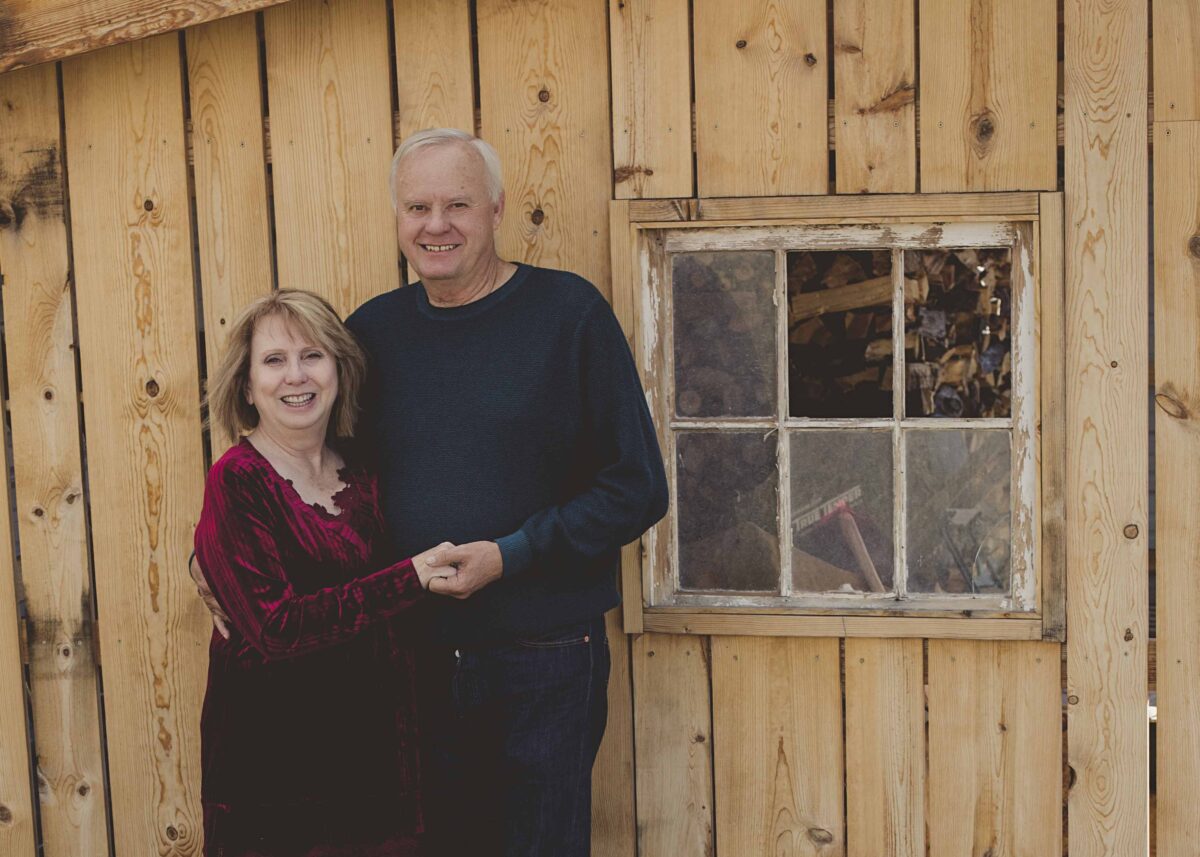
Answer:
[{"left": 194, "top": 440, "right": 425, "bottom": 856}]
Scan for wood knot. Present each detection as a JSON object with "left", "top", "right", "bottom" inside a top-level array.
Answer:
[
  {"left": 807, "top": 827, "right": 834, "bottom": 845},
  {"left": 530, "top": 208, "right": 545, "bottom": 226},
  {"left": 0, "top": 804, "right": 11, "bottom": 824},
  {"left": 43, "top": 388, "right": 54, "bottom": 400},
  {"left": 1123, "top": 628, "right": 1134, "bottom": 641},
  {"left": 32, "top": 507, "right": 44, "bottom": 518},
  {"left": 77, "top": 782, "right": 90, "bottom": 797},
  {"left": 647, "top": 649, "right": 655, "bottom": 657},
  {"left": 219, "top": 317, "right": 227, "bottom": 326},
  {"left": 1067, "top": 765, "right": 1077, "bottom": 789},
  {"left": 613, "top": 165, "right": 655, "bottom": 184},
  {"left": 1188, "top": 235, "right": 1200, "bottom": 260},
  {"left": 537, "top": 88, "right": 550, "bottom": 103},
  {"left": 145, "top": 379, "right": 160, "bottom": 397},
  {"left": 60, "top": 645, "right": 71, "bottom": 658},
  {"left": 66, "top": 492, "right": 79, "bottom": 504},
  {"left": 735, "top": 39, "right": 747, "bottom": 49},
  {"left": 804, "top": 53, "right": 818, "bottom": 66},
  {"left": 166, "top": 825, "right": 179, "bottom": 841},
  {"left": 0, "top": 202, "right": 13, "bottom": 229},
  {"left": 1067, "top": 694, "right": 1079, "bottom": 705},
  {"left": 692, "top": 732, "right": 706, "bottom": 743},
  {"left": 1154, "top": 392, "right": 1189, "bottom": 420},
  {"left": 998, "top": 721, "right": 1007, "bottom": 732},
  {"left": 971, "top": 111, "right": 996, "bottom": 144},
  {"left": 1123, "top": 524, "right": 1139, "bottom": 540},
  {"left": 143, "top": 199, "right": 154, "bottom": 212}
]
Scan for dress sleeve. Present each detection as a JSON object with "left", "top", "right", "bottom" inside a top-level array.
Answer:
[{"left": 194, "top": 461, "right": 425, "bottom": 661}]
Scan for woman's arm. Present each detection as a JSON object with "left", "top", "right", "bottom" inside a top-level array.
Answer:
[{"left": 194, "top": 461, "right": 444, "bottom": 661}]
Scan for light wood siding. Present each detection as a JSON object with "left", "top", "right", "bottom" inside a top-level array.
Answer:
[
  {"left": 693, "top": 0, "right": 828, "bottom": 196},
  {"left": 919, "top": 0, "right": 1056, "bottom": 191},
  {"left": 393, "top": 0, "right": 475, "bottom": 139},
  {"left": 0, "top": 60, "right": 110, "bottom": 857},
  {"left": 61, "top": 34, "right": 210, "bottom": 856},
  {"left": 832, "top": 0, "right": 916, "bottom": 193},
  {"left": 264, "top": 0, "right": 398, "bottom": 316},
  {"left": 610, "top": 0, "right": 694, "bottom": 199},
  {"left": 1153, "top": 0, "right": 1200, "bottom": 121},
  {"left": 1064, "top": 0, "right": 1150, "bottom": 855},
  {"left": 1153, "top": 119, "right": 1200, "bottom": 857}
]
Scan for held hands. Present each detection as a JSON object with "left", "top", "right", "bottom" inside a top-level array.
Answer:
[
  {"left": 412, "top": 542, "right": 457, "bottom": 590},
  {"left": 189, "top": 554, "right": 232, "bottom": 640},
  {"left": 422, "top": 541, "right": 504, "bottom": 600}
]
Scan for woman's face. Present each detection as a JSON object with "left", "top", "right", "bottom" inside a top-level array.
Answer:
[{"left": 245, "top": 314, "right": 339, "bottom": 440}]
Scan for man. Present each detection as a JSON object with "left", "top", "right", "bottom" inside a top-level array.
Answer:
[{"left": 195, "top": 128, "right": 668, "bottom": 856}]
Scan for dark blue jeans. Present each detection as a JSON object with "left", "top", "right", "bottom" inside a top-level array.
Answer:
[{"left": 421, "top": 617, "right": 610, "bottom": 857}]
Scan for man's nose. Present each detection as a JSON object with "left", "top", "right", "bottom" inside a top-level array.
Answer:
[{"left": 426, "top": 207, "right": 450, "bottom": 232}]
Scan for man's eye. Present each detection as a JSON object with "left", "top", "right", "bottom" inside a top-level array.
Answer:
[{"left": 410, "top": 205, "right": 427, "bottom": 213}]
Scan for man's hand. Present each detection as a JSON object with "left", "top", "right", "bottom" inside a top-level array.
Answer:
[
  {"left": 189, "top": 554, "right": 232, "bottom": 640},
  {"left": 411, "top": 541, "right": 457, "bottom": 589},
  {"left": 426, "top": 541, "right": 503, "bottom": 600}
]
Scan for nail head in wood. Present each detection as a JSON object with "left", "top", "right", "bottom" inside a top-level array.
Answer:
[{"left": 735, "top": 39, "right": 747, "bottom": 49}]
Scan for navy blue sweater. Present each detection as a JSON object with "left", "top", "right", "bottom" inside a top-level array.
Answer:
[{"left": 345, "top": 264, "right": 668, "bottom": 644}]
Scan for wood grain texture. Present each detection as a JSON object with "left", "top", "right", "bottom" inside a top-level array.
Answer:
[
  {"left": 186, "top": 11, "right": 273, "bottom": 453},
  {"left": 477, "top": 0, "right": 613, "bottom": 290},
  {"left": 844, "top": 638, "right": 924, "bottom": 857},
  {"left": 919, "top": 0, "right": 1057, "bottom": 191},
  {"left": 1151, "top": 119, "right": 1200, "bottom": 857},
  {"left": 592, "top": 607, "right": 637, "bottom": 857},
  {"left": 393, "top": 0, "right": 474, "bottom": 140},
  {"left": 0, "top": 0, "right": 292, "bottom": 73},
  {"left": 833, "top": 0, "right": 915, "bottom": 193},
  {"left": 632, "top": 633, "right": 714, "bottom": 857},
  {"left": 0, "top": 60, "right": 111, "bottom": 857},
  {"left": 609, "top": 0, "right": 693, "bottom": 199},
  {"left": 1153, "top": 0, "right": 1200, "bottom": 121},
  {"left": 642, "top": 612, "right": 1043, "bottom": 639},
  {"left": 627, "top": 191, "right": 1040, "bottom": 222},
  {"left": 711, "top": 636, "right": 843, "bottom": 856},
  {"left": 693, "top": 0, "right": 828, "bottom": 196},
  {"left": 1063, "top": 0, "right": 1150, "bottom": 854},
  {"left": 264, "top": 0, "right": 399, "bottom": 316},
  {"left": 1038, "top": 193, "right": 1066, "bottom": 640},
  {"left": 62, "top": 34, "right": 211, "bottom": 856},
  {"left": 927, "top": 641, "right": 1061, "bottom": 857}
]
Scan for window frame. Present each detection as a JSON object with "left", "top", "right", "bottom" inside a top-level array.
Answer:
[{"left": 610, "top": 192, "right": 1066, "bottom": 642}]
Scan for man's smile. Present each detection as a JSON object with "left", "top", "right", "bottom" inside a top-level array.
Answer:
[{"left": 421, "top": 243, "right": 460, "bottom": 252}]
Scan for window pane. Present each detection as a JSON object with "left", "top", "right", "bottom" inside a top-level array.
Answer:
[
  {"left": 903, "top": 248, "right": 1013, "bottom": 418},
  {"left": 787, "top": 249, "right": 894, "bottom": 417},
  {"left": 790, "top": 431, "right": 894, "bottom": 593},
  {"left": 905, "top": 430, "right": 1011, "bottom": 594},
  {"left": 672, "top": 251, "right": 776, "bottom": 418},
  {"left": 677, "top": 431, "right": 779, "bottom": 591}
]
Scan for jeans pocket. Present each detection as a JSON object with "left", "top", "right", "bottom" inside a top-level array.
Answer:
[{"left": 516, "top": 622, "right": 593, "bottom": 649}]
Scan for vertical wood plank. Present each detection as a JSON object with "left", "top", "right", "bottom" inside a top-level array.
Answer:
[
  {"left": 1152, "top": 119, "right": 1200, "bottom": 857},
  {"left": 393, "top": 0, "right": 475, "bottom": 140},
  {"left": 591, "top": 608, "right": 637, "bottom": 857},
  {"left": 927, "top": 640, "right": 1061, "bottom": 857},
  {"left": 919, "top": 0, "right": 1056, "bottom": 191},
  {"left": 832, "top": 0, "right": 915, "bottom": 194},
  {"left": 264, "top": 0, "right": 398, "bottom": 317},
  {"left": 186, "top": 11, "right": 274, "bottom": 453},
  {"left": 845, "top": 638, "right": 924, "bottom": 857},
  {"left": 1153, "top": 0, "right": 1200, "bottom": 121},
  {"left": 62, "top": 35, "right": 210, "bottom": 856},
  {"left": 610, "top": 0, "right": 693, "bottom": 199},
  {"left": 1038, "top": 192, "right": 1067, "bottom": 640},
  {"left": 477, "top": 0, "right": 613, "bottom": 289},
  {"left": 0, "top": 61, "right": 111, "bottom": 857},
  {"left": 1063, "top": 0, "right": 1149, "bottom": 854},
  {"left": 693, "top": 0, "right": 828, "bottom": 197},
  {"left": 711, "top": 636, "right": 843, "bottom": 856},
  {"left": 632, "top": 633, "right": 714, "bottom": 857}
]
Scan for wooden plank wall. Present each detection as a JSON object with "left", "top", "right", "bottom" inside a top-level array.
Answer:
[{"left": 0, "top": 0, "right": 1168, "bottom": 854}]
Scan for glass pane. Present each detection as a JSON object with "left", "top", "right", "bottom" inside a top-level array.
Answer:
[
  {"left": 672, "top": 251, "right": 776, "bottom": 418},
  {"left": 790, "top": 431, "right": 894, "bottom": 593},
  {"left": 788, "top": 249, "right": 894, "bottom": 417},
  {"left": 905, "top": 430, "right": 1011, "bottom": 594},
  {"left": 677, "top": 431, "right": 779, "bottom": 591},
  {"left": 903, "top": 248, "right": 1013, "bottom": 418}
]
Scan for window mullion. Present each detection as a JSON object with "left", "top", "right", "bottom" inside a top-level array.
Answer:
[
  {"left": 892, "top": 248, "right": 907, "bottom": 600},
  {"left": 776, "top": 248, "right": 792, "bottom": 597}
]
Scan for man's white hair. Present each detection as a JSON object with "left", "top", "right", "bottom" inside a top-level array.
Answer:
[{"left": 389, "top": 128, "right": 504, "bottom": 209}]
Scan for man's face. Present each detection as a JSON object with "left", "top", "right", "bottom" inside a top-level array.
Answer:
[{"left": 393, "top": 143, "right": 504, "bottom": 285}]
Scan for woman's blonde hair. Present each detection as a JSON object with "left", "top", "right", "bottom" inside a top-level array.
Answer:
[{"left": 207, "top": 290, "right": 367, "bottom": 442}]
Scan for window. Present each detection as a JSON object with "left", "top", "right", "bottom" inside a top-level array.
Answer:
[{"left": 613, "top": 194, "right": 1065, "bottom": 640}]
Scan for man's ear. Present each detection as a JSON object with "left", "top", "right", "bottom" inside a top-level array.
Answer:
[{"left": 492, "top": 190, "right": 505, "bottom": 229}]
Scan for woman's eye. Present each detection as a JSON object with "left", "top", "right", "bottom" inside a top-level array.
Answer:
[
  {"left": 265, "top": 355, "right": 284, "bottom": 365},
  {"left": 303, "top": 351, "right": 324, "bottom": 361}
]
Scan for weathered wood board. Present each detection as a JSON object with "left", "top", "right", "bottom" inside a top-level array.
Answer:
[
  {"left": 711, "top": 636, "right": 843, "bottom": 856},
  {"left": 1038, "top": 193, "right": 1067, "bottom": 641},
  {"left": 632, "top": 633, "right": 714, "bottom": 857},
  {"left": 591, "top": 608, "right": 637, "bottom": 857},
  {"left": 845, "top": 638, "right": 924, "bottom": 857},
  {"left": 609, "top": 0, "right": 693, "bottom": 199},
  {"left": 0, "top": 60, "right": 111, "bottom": 857},
  {"left": 62, "top": 34, "right": 211, "bottom": 856},
  {"left": 1153, "top": 0, "right": 1200, "bottom": 121},
  {"left": 919, "top": 0, "right": 1057, "bottom": 191},
  {"left": 393, "top": 0, "right": 475, "bottom": 141},
  {"left": 1152, "top": 118, "right": 1200, "bottom": 857},
  {"left": 186, "top": 11, "right": 274, "bottom": 452},
  {"left": 693, "top": 0, "right": 828, "bottom": 196},
  {"left": 264, "top": 0, "right": 399, "bottom": 316},
  {"left": 833, "top": 0, "right": 915, "bottom": 193},
  {"left": 476, "top": 0, "right": 613, "bottom": 290},
  {"left": 927, "top": 640, "right": 1061, "bottom": 857},
  {"left": 1064, "top": 0, "right": 1150, "bottom": 854}
]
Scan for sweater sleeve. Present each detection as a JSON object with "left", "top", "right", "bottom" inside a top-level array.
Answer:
[
  {"left": 194, "top": 461, "right": 425, "bottom": 661},
  {"left": 495, "top": 298, "right": 669, "bottom": 577}
]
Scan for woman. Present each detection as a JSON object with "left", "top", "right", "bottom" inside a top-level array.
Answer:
[{"left": 194, "top": 290, "right": 447, "bottom": 856}]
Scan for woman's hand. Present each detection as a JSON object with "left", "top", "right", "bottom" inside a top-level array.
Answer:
[{"left": 412, "top": 542, "right": 457, "bottom": 590}]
